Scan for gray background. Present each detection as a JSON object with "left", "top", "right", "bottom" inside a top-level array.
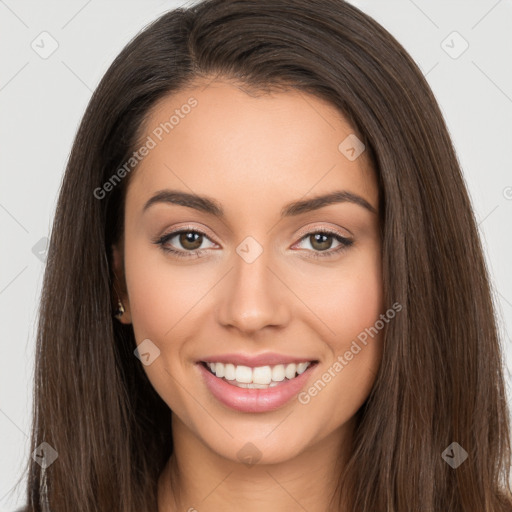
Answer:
[{"left": 1, "top": 0, "right": 511, "bottom": 509}]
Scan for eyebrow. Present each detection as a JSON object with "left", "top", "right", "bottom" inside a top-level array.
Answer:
[{"left": 142, "top": 189, "right": 377, "bottom": 217}]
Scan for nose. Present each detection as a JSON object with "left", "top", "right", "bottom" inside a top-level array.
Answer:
[{"left": 216, "top": 245, "right": 290, "bottom": 335}]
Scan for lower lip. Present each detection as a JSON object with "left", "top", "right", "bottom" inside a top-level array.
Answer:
[{"left": 197, "top": 362, "right": 317, "bottom": 413}]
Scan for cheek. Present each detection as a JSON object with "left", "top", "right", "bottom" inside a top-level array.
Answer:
[
  {"left": 335, "top": 267, "right": 383, "bottom": 339},
  {"left": 301, "top": 248, "right": 383, "bottom": 344},
  {"left": 328, "top": 251, "right": 384, "bottom": 392},
  {"left": 122, "top": 242, "right": 195, "bottom": 408},
  {"left": 123, "top": 239, "right": 207, "bottom": 340},
  {"left": 299, "top": 255, "right": 384, "bottom": 421}
]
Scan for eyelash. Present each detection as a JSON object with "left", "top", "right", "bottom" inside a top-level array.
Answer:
[{"left": 152, "top": 227, "right": 354, "bottom": 260}]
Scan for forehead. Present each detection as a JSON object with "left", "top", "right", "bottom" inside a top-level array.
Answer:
[{"left": 125, "top": 79, "right": 378, "bottom": 220}]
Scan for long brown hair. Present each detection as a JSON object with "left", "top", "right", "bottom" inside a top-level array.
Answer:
[{"left": 16, "top": 0, "right": 512, "bottom": 510}]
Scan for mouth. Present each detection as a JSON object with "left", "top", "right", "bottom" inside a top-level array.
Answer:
[
  {"left": 196, "top": 359, "right": 319, "bottom": 413},
  {"left": 199, "top": 360, "right": 319, "bottom": 389}
]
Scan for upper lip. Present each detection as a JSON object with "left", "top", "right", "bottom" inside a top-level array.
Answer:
[{"left": 198, "top": 352, "right": 318, "bottom": 368}]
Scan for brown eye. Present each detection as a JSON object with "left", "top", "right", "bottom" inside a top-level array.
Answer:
[
  {"left": 308, "top": 233, "right": 335, "bottom": 251},
  {"left": 154, "top": 228, "right": 217, "bottom": 258},
  {"left": 294, "top": 230, "right": 354, "bottom": 259},
  {"left": 178, "top": 231, "right": 203, "bottom": 251}
]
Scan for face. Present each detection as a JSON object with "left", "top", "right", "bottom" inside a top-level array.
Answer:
[{"left": 112, "top": 79, "right": 384, "bottom": 465}]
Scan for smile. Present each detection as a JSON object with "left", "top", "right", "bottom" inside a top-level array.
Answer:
[
  {"left": 196, "top": 360, "right": 319, "bottom": 413},
  {"left": 202, "top": 361, "right": 314, "bottom": 388}
]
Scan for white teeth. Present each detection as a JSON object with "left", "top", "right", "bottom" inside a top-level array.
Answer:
[
  {"left": 234, "top": 382, "right": 274, "bottom": 389},
  {"left": 271, "top": 364, "right": 285, "bottom": 382},
  {"left": 224, "top": 363, "right": 236, "bottom": 381},
  {"left": 205, "top": 361, "right": 313, "bottom": 386},
  {"left": 297, "top": 362, "right": 309, "bottom": 374},
  {"left": 253, "top": 366, "right": 272, "bottom": 385},
  {"left": 285, "top": 363, "right": 297, "bottom": 379},
  {"left": 214, "top": 362, "right": 224, "bottom": 378},
  {"left": 235, "top": 365, "right": 253, "bottom": 383}
]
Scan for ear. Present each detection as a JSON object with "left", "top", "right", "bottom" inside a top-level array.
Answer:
[{"left": 111, "top": 242, "right": 132, "bottom": 324}]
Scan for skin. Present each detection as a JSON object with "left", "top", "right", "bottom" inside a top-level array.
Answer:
[{"left": 112, "top": 79, "right": 384, "bottom": 512}]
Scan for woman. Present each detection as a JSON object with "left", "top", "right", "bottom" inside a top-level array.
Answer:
[{"left": 16, "top": 0, "right": 512, "bottom": 510}]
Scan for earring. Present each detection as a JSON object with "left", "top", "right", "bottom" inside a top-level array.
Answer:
[{"left": 114, "top": 298, "right": 125, "bottom": 318}]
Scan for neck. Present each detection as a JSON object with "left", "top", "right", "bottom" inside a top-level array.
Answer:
[{"left": 158, "top": 414, "right": 355, "bottom": 512}]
